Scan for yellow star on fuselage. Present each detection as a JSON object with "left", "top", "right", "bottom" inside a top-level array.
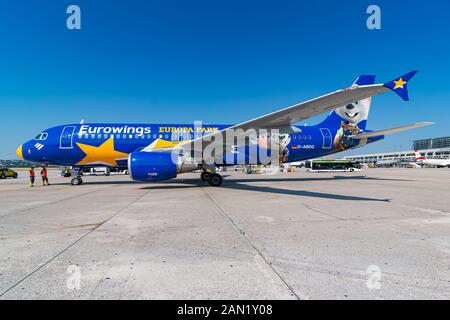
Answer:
[
  {"left": 76, "top": 137, "right": 128, "bottom": 166},
  {"left": 148, "top": 138, "right": 182, "bottom": 149},
  {"left": 393, "top": 77, "right": 407, "bottom": 90}
]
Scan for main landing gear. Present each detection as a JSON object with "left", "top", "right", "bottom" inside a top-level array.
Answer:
[
  {"left": 200, "top": 171, "right": 211, "bottom": 181},
  {"left": 207, "top": 173, "right": 223, "bottom": 187},
  {"left": 201, "top": 170, "right": 223, "bottom": 187}
]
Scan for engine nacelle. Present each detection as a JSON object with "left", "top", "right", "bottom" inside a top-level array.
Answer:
[
  {"left": 128, "top": 151, "right": 197, "bottom": 182},
  {"left": 128, "top": 151, "right": 176, "bottom": 182}
]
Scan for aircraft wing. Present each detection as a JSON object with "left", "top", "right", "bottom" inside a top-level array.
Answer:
[
  {"left": 348, "top": 122, "right": 434, "bottom": 139},
  {"left": 232, "top": 84, "right": 389, "bottom": 131},
  {"left": 142, "top": 71, "right": 418, "bottom": 154},
  {"left": 142, "top": 84, "right": 389, "bottom": 154}
]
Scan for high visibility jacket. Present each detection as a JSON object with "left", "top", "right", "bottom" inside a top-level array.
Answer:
[
  {"left": 41, "top": 169, "right": 47, "bottom": 177},
  {"left": 29, "top": 170, "right": 35, "bottom": 177}
]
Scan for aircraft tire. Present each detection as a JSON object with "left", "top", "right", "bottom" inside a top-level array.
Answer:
[
  {"left": 13, "top": 174, "right": 17, "bottom": 178},
  {"left": 207, "top": 173, "right": 223, "bottom": 187},
  {"left": 201, "top": 172, "right": 211, "bottom": 181},
  {"left": 71, "top": 177, "right": 83, "bottom": 186}
]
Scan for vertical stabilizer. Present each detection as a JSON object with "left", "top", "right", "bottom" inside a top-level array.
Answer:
[{"left": 318, "top": 75, "right": 376, "bottom": 131}]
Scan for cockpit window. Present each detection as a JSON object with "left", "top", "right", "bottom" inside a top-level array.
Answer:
[{"left": 34, "top": 132, "right": 48, "bottom": 140}]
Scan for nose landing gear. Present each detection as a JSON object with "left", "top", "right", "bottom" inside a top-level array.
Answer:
[{"left": 71, "top": 176, "right": 83, "bottom": 185}]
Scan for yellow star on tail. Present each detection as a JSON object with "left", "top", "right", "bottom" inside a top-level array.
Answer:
[
  {"left": 76, "top": 137, "right": 128, "bottom": 166},
  {"left": 393, "top": 77, "right": 407, "bottom": 90}
]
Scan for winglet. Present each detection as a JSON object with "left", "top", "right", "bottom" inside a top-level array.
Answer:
[
  {"left": 353, "top": 75, "right": 376, "bottom": 86},
  {"left": 383, "top": 71, "right": 418, "bottom": 101}
]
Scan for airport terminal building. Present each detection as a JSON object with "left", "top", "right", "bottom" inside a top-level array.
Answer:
[
  {"left": 413, "top": 136, "right": 450, "bottom": 150},
  {"left": 344, "top": 136, "right": 450, "bottom": 164}
]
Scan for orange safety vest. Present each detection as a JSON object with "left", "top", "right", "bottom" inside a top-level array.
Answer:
[
  {"left": 41, "top": 169, "right": 47, "bottom": 177},
  {"left": 29, "top": 170, "right": 35, "bottom": 177}
]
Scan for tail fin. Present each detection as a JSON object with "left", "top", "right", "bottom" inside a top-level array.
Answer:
[
  {"left": 415, "top": 150, "right": 426, "bottom": 161},
  {"left": 319, "top": 75, "right": 376, "bottom": 130},
  {"left": 384, "top": 71, "right": 418, "bottom": 101}
]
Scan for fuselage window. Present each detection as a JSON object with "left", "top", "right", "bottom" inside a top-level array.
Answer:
[
  {"left": 129, "top": 134, "right": 133, "bottom": 139},
  {"left": 116, "top": 134, "right": 120, "bottom": 139},
  {"left": 123, "top": 134, "right": 127, "bottom": 139},
  {"left": 91, "top": 134, "right": 95, "bottom": 139},
  {"left": 84, "top": 134, "right": 89, "bottom": 139},
  {"left": 104, "top": 134, "right": 108, "bottom": 139},
  {"left": 147, "top": 134, "right": 151, "bottom": 139},
  {"left": 308, "top": 135, "right": 312, "bottom": 140},
  {"left": 97, "top": 134, "right": 102, "bottom": 139}
]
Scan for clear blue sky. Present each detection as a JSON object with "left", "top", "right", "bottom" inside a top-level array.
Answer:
[{"left": 1, "top": 0, "right": 449, "bottom": 158}]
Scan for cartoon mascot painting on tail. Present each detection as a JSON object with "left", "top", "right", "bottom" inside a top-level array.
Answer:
[{"left": 333, "top": 97, "right": 371, "bottom": 151}]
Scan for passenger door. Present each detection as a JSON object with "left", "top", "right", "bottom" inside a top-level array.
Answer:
[
  {"left": 60, "top": 126, "right": 76, "bottom": 149},
  {"left": 320, "top": 128, "right": 332, "bottom": 149}
]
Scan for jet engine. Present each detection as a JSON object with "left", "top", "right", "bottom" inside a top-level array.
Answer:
[{"left": 128, "top": 151, "right": 197, "bottom": 182}]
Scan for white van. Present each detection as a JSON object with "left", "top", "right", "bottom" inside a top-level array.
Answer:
[{"left": 90, "top": 167, "right": 110, "bottom": 176}]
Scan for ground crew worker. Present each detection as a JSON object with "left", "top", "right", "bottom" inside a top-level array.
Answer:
[
  {"left": 41, "top": 166, "right": 49, "bottom": 186},
  {"left": 29, "top": 167, "right": 35, "bottom": 187}
]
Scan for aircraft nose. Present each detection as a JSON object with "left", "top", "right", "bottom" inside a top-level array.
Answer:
[{"left": 16, "top": 145, "right": 23, "bottom": 160}]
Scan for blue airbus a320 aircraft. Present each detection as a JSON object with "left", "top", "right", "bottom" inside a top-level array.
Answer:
[{"left": 16, "top": 71, "right": 432, "bottom": 186}]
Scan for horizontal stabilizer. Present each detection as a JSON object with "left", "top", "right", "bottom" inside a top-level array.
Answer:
[{"left": 348, "top": 122, "right": 434, "bottom": 139}]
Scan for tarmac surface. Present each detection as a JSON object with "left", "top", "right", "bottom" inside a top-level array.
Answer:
[{"left": 0, "top": 168, "right": 449, "bottom": 299}]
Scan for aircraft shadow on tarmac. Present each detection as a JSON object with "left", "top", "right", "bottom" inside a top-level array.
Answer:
[
  {"left": 49, "top": 180, "right": 140, "bottom": 186},
  {"left": 51, "top": 175, "right": 404, "bottom": 202},
  {"left": 138, "top": 175, "right": 397, "bottom": 202}
]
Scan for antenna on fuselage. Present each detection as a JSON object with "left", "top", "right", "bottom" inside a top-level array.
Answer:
[{"left": 80, "top": 119, "right": 85, "bottom": 124}]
